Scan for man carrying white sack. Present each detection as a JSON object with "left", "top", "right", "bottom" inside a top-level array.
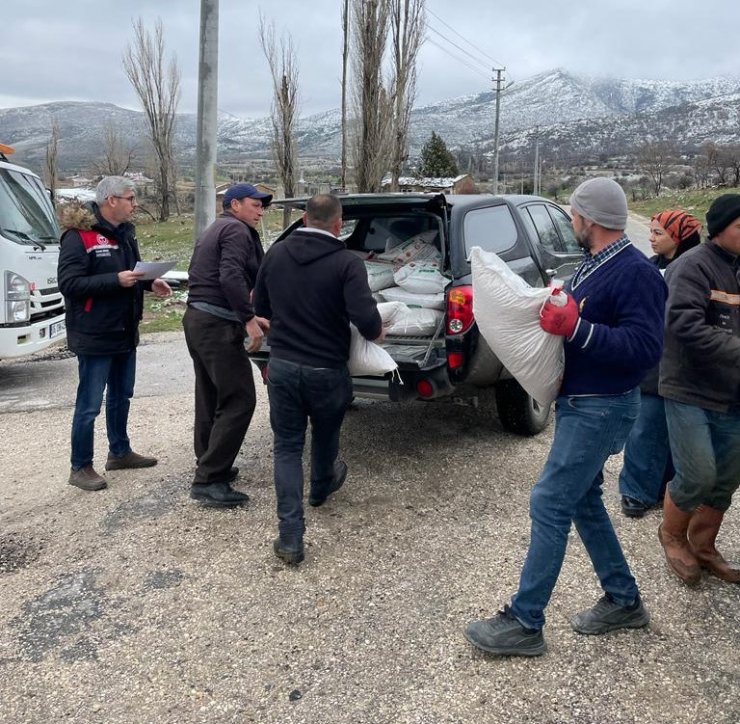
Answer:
[
  {"left": 253, "top": 194, "right": 383, "bottom": 565},
  {"left": 465, "top": 177, "right": 666, "bottom": 656}
]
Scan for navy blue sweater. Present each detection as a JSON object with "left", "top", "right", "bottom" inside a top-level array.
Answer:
[
  {"left": 253, "top": 229, "right": 382, "bottom": 368},
  {"left": 562, "top": 244, "right": 666, "bottom": 396}
]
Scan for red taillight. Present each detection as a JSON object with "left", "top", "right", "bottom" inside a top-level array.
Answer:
[
  {"left": 447, "top": 351, "right": 465, "bottom": 369},
  {"left": 416, "top": 379, "right": 435, "bottom": 398},
  {"left": 447, "top": 285, "right": 474, "bottom": 335}
]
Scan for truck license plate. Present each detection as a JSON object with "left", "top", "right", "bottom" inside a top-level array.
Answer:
[{"left": 49, "top": 320, "right": 66, "bottom": 338}]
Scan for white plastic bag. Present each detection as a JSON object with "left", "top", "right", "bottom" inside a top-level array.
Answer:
[
  {"left": 348, "top": 324, "right": 398, "bottom": 376},
  {"left": 375, "top": 233, "right": 442, "bottom": 268},
  {"left": 364, "top": 260, "right": 396, "bottom": 292},
  {"left": 393, "top": 262, "right": 448, "bottom": 294},
  {"left": 470, "top": 246, "right": 564, "bottom": 406},
  {"left": 379, "top": 285, "right": 445, "bottom": 311},
  {"left": 378, "top": 302, "right": 444, "bottom": 336}
]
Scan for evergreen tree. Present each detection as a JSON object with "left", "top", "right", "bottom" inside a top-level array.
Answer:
[{"left": 418, "top": 131, "right": 459, "bottom": 177}]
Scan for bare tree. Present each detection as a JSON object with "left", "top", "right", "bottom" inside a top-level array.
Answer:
[
  {"left": 44, "top": 118, "right": 60, "bottom": 206},
  {"left": 350, "top": 0, "right": 393, "bottom": 192},
  {"left": 637, "top": 141, "right": 675, "bottom": 197},
  {"left": 388, "top": 0, "right": 425, "bottom": 191},
  {"left": 724, "top": 143, "right": 740, "bottom": 187},
  {"left": 259, "top": 14, "right": 299, "bottom": 227},
  {"left": 712, "top": 143, "right": 732, "bottom": 186},
  {"left": 340, "top": 0, "right": 350, "bottom": 191},
  {"left": 123, "top": 18, "right": 181, "bottom": 221},
  {"left": 92, "top": 122, "right": 136, "bottom": 177}
]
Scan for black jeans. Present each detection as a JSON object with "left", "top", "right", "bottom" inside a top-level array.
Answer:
[
  {"left": 267, "top": 357, "right": 353, "bottom": 537},
  {"left": 183, "top": 307, "right": 256, "bottom": 484}
]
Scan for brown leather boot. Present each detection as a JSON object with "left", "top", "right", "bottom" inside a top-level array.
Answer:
[
  {"left": 688, "top": 505, "right": 740, "bottom": 583},
  {"left": 658, "top": 492, "right": 701, "bottom": 585}
]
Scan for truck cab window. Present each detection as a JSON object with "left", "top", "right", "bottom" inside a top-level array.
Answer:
[
  {"left": 526, "top": 204, "right": 562, "bottom": 253},
  {"left": 549, "top": 207, "right": 581, "bottom": 253},
  {"left": 0, "top": 168, "right": 60, "bottom": 245},
  {"left": 463, "top": 205, "right": 517, "bottom": 258}
]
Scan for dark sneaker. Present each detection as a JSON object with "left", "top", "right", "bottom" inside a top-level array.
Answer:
[
  {"left": 68, "top": 465, "right": 108, "bottom": 491},
  {"left": 464, "top": 605, "right": 546, "bottom": 657},
  {"left": 190, "top": 482, "right": 249, "bottom": 507},
  {"left": 273, "top": 536, "right": 305, "bottom": 565},
  {"left": 309, "top": 460, "right": 348, "bottom": 507},
  {"left": 621, "top": 495, "right": 650, "bottom": 519},
  {"left": 105, "top": 451, "right": 158, "bottom": 470},
  {"left": 571, "top": 594, "right": 650, "bottom": 635}
]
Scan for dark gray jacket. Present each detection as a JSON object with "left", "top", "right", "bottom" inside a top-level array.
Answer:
[
  {"left": 659, "top": 241, "right": 740, "bottom": 412},
  {"left": 186, "top": 211, "right": 264, "bottom": 324}
]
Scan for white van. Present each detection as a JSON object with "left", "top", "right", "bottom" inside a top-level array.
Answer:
[{"left": 0, "top": 144, "right": 66, "bottom": 358}]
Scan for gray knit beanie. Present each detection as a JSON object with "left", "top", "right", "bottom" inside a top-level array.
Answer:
[{"left": 569, "top": 178, "right": 628, "bottom": 230}]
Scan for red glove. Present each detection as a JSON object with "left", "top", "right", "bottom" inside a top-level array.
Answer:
[{"left": 539, "top": 291, "right": 579, "bottom": 337}]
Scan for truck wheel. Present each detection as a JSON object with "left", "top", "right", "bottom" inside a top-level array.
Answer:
[{"left": 494, "top": 379, "right": 551, "bottom": 436}]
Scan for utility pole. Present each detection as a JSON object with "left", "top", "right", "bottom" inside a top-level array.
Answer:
[
  {"left": 194, "top": 0, "right": 219, "bottom": 239},
  {"left": 491, "top": 67, "right": 504, "bottom": 195}
]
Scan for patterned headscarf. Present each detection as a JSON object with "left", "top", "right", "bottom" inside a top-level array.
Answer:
[{"left": 651, "top": 210, "right": 702, "bottom": 245}]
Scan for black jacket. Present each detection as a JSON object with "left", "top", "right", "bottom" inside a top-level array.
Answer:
[
  {"left": 659, "top": 241, "right": 740, "bottom": 412},
  {"left": 253, "top": 228, "right": 382, "bottom": 368},
  {"left": 186, "top": 211, "right": 264, "bottom": 323},
  {"left": 58, "top": 203, "right": 147, "bottom": 355}
]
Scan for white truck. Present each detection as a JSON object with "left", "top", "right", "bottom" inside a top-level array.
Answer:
[{"left": 0, "top": 143, "right": 66, "bottom": 358}]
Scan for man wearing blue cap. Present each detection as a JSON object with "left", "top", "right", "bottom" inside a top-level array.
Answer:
[{"left": 183, "top": 183, "right": 272, "bottom": 507}]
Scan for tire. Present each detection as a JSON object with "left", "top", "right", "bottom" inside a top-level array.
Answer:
[{"left": 494, "top": 379, "right": 551, "bottom": 436}]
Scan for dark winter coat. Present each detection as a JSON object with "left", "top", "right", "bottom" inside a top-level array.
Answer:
[
  {"left": 253, "top": 228, "right": 382, "bottom": 368},
  {"left": 659, "top": 241, "right": 740, "bottom": 413},
  {"left": 186, "top": 211, "right": 264, "bottom": 324},
  {"left": 57, "top": 202, "right": 148, "bottom": 355},
  {"left": 562, "top": 244, "right": 666, "bottom": 396}
]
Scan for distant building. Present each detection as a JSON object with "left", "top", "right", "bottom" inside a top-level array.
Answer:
[
  {"left": 381, "top": 174, "right": 476, "bottom": 194},
  {"left": 124, "top": 171, "right": 154, "bottom": 184}
]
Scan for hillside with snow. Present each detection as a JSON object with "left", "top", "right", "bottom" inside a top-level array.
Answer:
[{"left": 2, "top": 69, "right": 739, "bottom": 173}]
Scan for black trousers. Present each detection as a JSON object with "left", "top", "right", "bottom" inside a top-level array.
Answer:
[{"left": 182, "top": 306, "right": 257, "bottom": 484}]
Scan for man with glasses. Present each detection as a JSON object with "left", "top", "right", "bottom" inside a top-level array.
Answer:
[{"left": 58, "top": 175, "right": 171, "bottom": 491}]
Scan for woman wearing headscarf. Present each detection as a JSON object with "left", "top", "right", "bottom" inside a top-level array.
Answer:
[{"left": 619, "top": 209, "right": 702, "bottom": 518}]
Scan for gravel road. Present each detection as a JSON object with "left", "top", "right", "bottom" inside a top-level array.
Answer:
[{"left": 1, "top": 229, "right": 738, "bottom": 723}]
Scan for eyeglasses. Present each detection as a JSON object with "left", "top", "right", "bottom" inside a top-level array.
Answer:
[{"left": 112, "top": 195, "right": 137, "bottom": 203}]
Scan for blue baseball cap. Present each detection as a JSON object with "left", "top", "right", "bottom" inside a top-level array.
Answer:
[{"left": 223, "top": 183, "right": 272, "bottom": 208}]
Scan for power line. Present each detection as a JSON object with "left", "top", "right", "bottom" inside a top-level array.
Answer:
[
  {"left": 426, "top": 38, "right": 491, "bottom": 82},
  {"left": 426, "top": 8, "right": 505, "bottom": 69},
  {"left": 427, "top": 24, "right": 491, "bottom": 74}
]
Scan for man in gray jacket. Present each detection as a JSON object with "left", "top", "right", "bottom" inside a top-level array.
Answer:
[
  {"left": 658, "top": 193, "right": 740, "bottom": 584},
  {"left": 183, "top": 183, "right": 271, "bottom": 507}
]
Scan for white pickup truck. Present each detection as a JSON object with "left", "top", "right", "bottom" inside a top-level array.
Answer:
[{"left": 0, "top": 144, "right": 66, "bottom": 358}]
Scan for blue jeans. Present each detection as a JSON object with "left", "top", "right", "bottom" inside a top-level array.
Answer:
[
  {"left": 267, "top": 357, "right": 353, "bottom": 538},
  {"left": 510, "top": 389, "right": 641, "bottom": 630},
  {"left": 665, "top": 399, "right": 740, "bottom": 513},
  {"left": 618, "top": 393, "right": 673, "bottom": 505},
  {"left": 70, "top": 351, "right": 136, "bottom": 469}
]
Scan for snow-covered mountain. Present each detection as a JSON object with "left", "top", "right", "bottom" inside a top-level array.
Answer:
[{"left": 2, "top": 69, "right": 740, "bottom": 173}]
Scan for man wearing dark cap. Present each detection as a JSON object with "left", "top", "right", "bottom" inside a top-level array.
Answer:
[
  {"left": 465, "top": 177, "right": 666, "bottom": 656},
  {"left": 183, "top": 183, "right": 272, "bottom": 507},
  {"left": 658, "top": 193, "right": 740, "bottom": 585}
]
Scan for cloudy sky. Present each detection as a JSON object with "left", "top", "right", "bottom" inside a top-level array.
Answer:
[{"left": 4, "top": 0, "right": 739, "bottom": 119}]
